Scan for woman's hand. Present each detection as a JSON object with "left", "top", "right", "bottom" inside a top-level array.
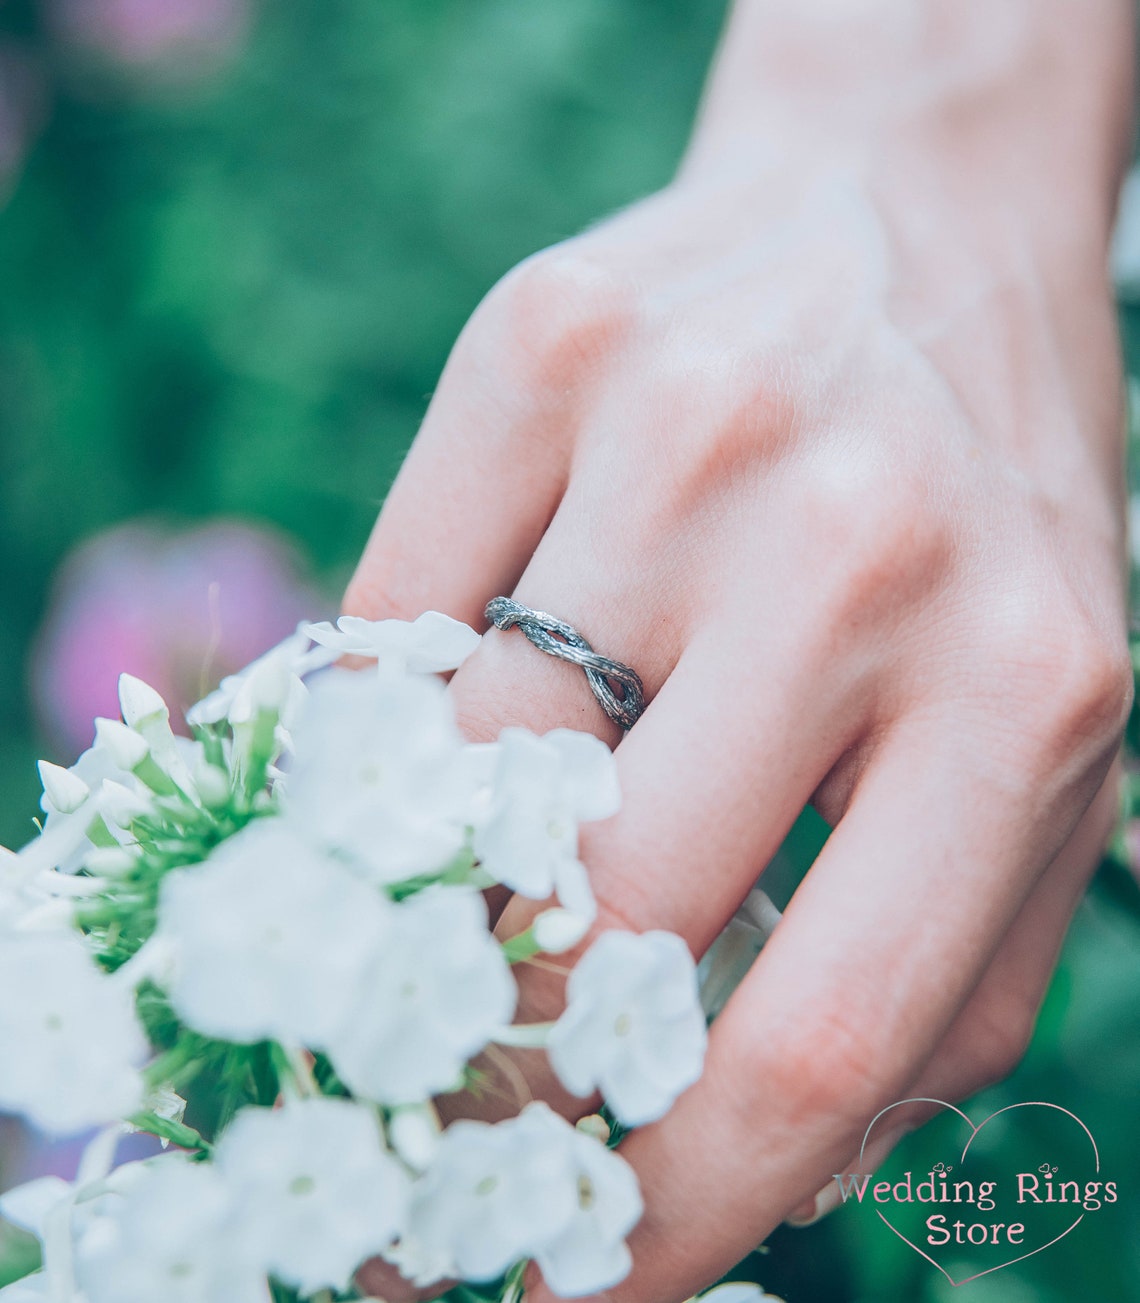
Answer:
[{"left": 348, "top": 2, "right": 1135, "bottom": 1297}]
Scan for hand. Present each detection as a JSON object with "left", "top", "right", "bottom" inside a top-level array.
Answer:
[{"left": 347, "top": 2, "right": 1135, "bottom": 1297}]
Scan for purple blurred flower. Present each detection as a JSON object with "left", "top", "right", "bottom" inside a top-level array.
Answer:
[
  {"left": 32, "top": 518, "right": 324, "bottom": 757},
  {"left": 47, "top": 0, "right": 250, "bottom": 72},
  {"left": 1, "top": 1121, "right": 159, "bottom": 1191}
]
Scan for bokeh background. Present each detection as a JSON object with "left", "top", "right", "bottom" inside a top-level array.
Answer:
[{"left": 0, "top": 1, "right": 1138, "bottom": 1299}]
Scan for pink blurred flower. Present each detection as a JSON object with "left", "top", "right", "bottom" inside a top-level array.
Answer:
[
  {"left": 47, "top": 0, "right": 250, "bottom": 71},
  {"left": 32, "top": 518, "right": 324, "bottom": 757}
]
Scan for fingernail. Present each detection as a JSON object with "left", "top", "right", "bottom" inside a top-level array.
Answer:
[{"left": 785, "top": 1180, "right": 842, "bottom": 1228}]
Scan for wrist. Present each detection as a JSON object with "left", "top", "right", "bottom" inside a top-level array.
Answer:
[{"left": 682, "top": 0, "right": 1135, "bottom": 255}]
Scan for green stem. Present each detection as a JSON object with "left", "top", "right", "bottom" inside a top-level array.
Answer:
[
  {"left": 500, "top": 928, "right": 540, "bottom": 964},
  {"left": 126, "top": 1111, "right": 211, "bottom": 1155},
  {"left": 143, "top": 1039, "right": 203, "bottom": 1091},
  {"left": 134, "top": 753, "right": 180, "bottom": 797},
  {"left": 501, "top": 1260, "right": 528, "bottom": 1303}
]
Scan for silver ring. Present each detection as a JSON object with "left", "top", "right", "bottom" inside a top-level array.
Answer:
[{"left": 484, "top": 597, "right": 645, "bottom": 729}]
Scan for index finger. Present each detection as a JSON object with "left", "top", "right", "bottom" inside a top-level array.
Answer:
[{"left": 526, "top": 708, "right": 1114, "bottom": 1302}]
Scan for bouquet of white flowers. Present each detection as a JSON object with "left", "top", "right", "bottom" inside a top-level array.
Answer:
[{"left": 0, "top": 611, "right": 738, "bottom": 1303}]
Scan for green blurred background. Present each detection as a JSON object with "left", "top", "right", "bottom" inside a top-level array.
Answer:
[{"left": 0, "top": 1, "right": 1137, "bottom": 1298}]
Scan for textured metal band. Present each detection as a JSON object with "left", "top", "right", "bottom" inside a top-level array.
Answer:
[{"left": 484, "top": 596, "right": 645, "bottom": 729}]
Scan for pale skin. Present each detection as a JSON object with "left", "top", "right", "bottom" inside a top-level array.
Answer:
[{"left": 348, "top": 2, "right": 1136, "bottom": 1299}]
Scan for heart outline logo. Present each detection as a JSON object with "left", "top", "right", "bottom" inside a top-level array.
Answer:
[{"left": 858, "top": 1098, "right": 1100, "bottom": 1287}]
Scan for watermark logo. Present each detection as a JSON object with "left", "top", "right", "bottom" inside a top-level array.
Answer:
[{"left": 833, "top": 1100, "right": 1116, "bottom": 1286}]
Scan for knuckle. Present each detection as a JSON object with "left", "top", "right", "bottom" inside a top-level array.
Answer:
[
  {"left": 733, "top": 1002, "right": 897, "bottom": 1136},
  {"left": 960, "top": 995, "right": 1037, "bottom": 1090},
  {"left": 1000, "top": 611, "right": 1132, "bottom": 761},
  {"left": 687, "top": 344, "right": 810, "bottom": 457},
  {"left": 805, "top": 452, "right": 953, "bottom": 615},
  {"left": 702, "top": 356, "right": 808, "bottom": 477},
  {"left": 340, "top": 567, "right": 422, "bottom": 627},
  {"left": 608, "top": 349, "right": 811, "bottom": 546},
  {"left": 1048, "top": 631, "right": 1132, "bottom": 748},
  {"left": 466, "top": 247, "right": 637, "bottom": 391}
]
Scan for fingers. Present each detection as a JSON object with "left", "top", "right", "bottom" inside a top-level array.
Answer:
[
  {"left": 495, "top": 620, "right": 862, "bottom": 953},
  {"left": 343, "top": 319, "right": 571, "bottom": 630},
  {"left": 527, "top": 715, "right": 1106, "bottom": 1303},
  {"left": 789, "top": 763, "right": 1120, "bottom": 1225},
  {"left": 463, "top": 621, "right": 864, "bottom": 1124},
  {"left": 911, "top": 761, "right": 1118, "bottom": 1098}
]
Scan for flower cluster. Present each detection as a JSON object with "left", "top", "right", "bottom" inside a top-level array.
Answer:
[{"left": 0, "top": 611, "right": 713, "bottom": 1302}]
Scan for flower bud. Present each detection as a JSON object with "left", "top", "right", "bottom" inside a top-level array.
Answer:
[
  {"left": 83, "top": 846, "right": 140, "bottom": 876},
  {"left": 191, "top": 754, "right": 231, "bottom": 808},
  {"left": 118, "top": 673, "right": 169, "bottom": 730},
  {"left": 229, "top": 648, "right": 293, "bottom": 724},
  {"left": 94, "top": 718, "right": 149, "bottom": 772},
  {"left": 388, "top": 1103, "right": 441, "bottom": 1171},
  {"left": 575, "top": 1113, "right": 611, "bottom": 1144},
  {"left": 534, "top": 907, "right": 590, "bottom": 954},
  {"left": 37, "top": 760, "right": 91, "bottom": 815},
  {"left": 99, "top": 779, "right": 152, "bottom": 829}
]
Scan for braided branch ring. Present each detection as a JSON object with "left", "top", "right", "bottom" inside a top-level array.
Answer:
[{"left": 484, "top": 596, "right": 645, "bottom": 730}]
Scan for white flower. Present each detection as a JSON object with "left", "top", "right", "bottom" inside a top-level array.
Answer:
[
  {"left": 0, "top": 1127, "right": 121, "bottom": 1303},
  {"left": 533, "top": 906, "right": 593, "bottom": 954},
  {"left": 32, "top": 724, "right": 201, "bottom": 876},
  {"left": 0, "top": 847, "right": 57, "bottom": 931},
  {"left": 91, "top": 718, "right": 148, "bottom": 772},
  {"left": 0, "top": 838, "right": 101, "bottom": 933},
  {"left": 388, "top": 1103, "right": 442, "bottom": 1171},
  {"left": 116, "top": 675, "right": 196, "bottom": 796},
  {"left": 147, "top": 1086, "right": 187, "bottom": 1123},
  {"left": 37, "top": 761, "right": 90, "bottom": 815},
  {"left": 734, "top": 887, "right": 782, "bottom": 938},
  {"left": 96, "top": 780, "right": 151, "bottom": 830},
  {"left": 407, "top": 1102, "right": 640, "bottom": 1294},
  {"left": 304, "top": 610, "right": 480, "bottom": 673},
  {"left": 36, "top": 746, "right": 137, "bottom": 874},
  {"left": 693, "top": 1286, "right": 784, "bottom": 1303},
  {"left": 378, "top": 1232, "right": 454, "bottom": 1289},
  {"left": 547, "top": 931, "right": 707, "bottom": 1127},
  {"left": 74, "top": 1158, "right": 269, "bottom": 1303},
  {"left": 126, "top": 1087, "right": 187, "bottom": 1148},
  {"left": 201, "top": 639, "right": 302, "bottom": 726},
  {"left": 189, "top": 750, "right": 231, "bottom": 806},
  {"left": 286, "top": 668, "right": 474, "bottom": 884},
  {"left": 0, "top": 1275, "right": 68, "bottom": 1301},
  {"left": 698, "top": 889, "right": 781, "bottom": 1019},
  {"left": 81, "top": 846, "right": 140, "bottom": 877},
  {"left": 116, "top": 674, "right": 167, "bottom": 730},
  {"left": 0, "top": 931, "right": 144, "bottom": 1134},
  {"left": 326, "top": 886, "right": 516, "bottom": 1104},
  {"left": 157, "top": 818, "right": 390, "bottom": 1048},
  {"left": 532, "top": 1122, "right": 643, "bottom": 1298},
  {"left": 185, "top": 628, "right": 332, "bottom": 732},
  {"left": 215, "top": 1098, "right": 409, "bottom": 1294},
  {"left": 407, "top": 1103, "right": 579, "bottom": 1282},
  {"left": 473, "top": 728, "right": 618, "bottom": 913}
]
